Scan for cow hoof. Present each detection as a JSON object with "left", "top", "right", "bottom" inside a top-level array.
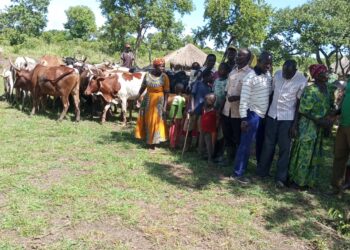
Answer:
[{"left": 58, "top": 118, "right": 63, "bottom": 122}]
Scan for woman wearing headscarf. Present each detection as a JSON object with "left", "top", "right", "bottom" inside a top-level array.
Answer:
[
  {"left": 135, "top": 58, "right": 170, "bottom": 149},
  {"left": 289, "top": 64, "right": 336, "bottom": 188}
]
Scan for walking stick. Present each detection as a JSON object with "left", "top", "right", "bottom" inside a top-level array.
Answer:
[{"left": 182, "top": 113, "right": 191, "bottom": 158}]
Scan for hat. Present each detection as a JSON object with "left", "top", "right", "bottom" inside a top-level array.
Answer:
[
  {"left": 309, "top": 64, "right": 327, "bottom": 79},
  {"left": 153, "top": 58, "right": 165, "bottom": 66},
  {"left": 125, "top": 44, "right": 131, "bottom": 48}
]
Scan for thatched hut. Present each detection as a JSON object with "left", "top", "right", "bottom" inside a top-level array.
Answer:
[
  {"left": 331, "top": 57, "right": 350, "bottom": 76},
  {"left": 164, "top": 43, "right": 208, "bottom": 70}
]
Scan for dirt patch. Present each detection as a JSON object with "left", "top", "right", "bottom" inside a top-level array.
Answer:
[
  {"left": 27, "top": 216, "right": 155, "bottom": 249},
  {"left": 27, "top": 167, "right": 69, "bottom": 190}
]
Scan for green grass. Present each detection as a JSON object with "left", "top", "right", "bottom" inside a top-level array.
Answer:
[{"left": 0, "top": 93, "right": 349, "bottom": 249}]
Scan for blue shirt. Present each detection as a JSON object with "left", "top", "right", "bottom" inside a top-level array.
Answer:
[{"left": 191, "top": 80, "right": 212, "bottom": 115}]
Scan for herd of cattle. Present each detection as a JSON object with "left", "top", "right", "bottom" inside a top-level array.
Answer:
[{"left": 0, "top": 55, "right": 190, "bottom": 123}]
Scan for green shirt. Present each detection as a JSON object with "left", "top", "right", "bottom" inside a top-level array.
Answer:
[
  {"left": 340, "top": 81, "right": 350, "bottom": 127},
  {"left": 169, "top": 95, "right": 186, "bottom": 119}
]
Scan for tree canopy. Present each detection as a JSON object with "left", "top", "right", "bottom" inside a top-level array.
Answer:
[
  {"left": 0, "top": 0, "right": 50, "bottom": 36},
  {"left": 264, "top": 0, "right": 350, "bottom": 70},
  {"left": 98, "top": 0, "right": 193, "bottom": 56},
  {"left": 64, "top": 6, "right": 97, "bottom": 40},
  {"left": 194, "top": 0, "right": 271, "bottom": 49}
]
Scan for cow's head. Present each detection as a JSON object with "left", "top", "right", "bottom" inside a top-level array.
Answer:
[
  {"left": 13, "top": 69, "right": 32, "bottom": 89},
  {"left": 84, "top": 75, "right": 104, "bottom": 96}
]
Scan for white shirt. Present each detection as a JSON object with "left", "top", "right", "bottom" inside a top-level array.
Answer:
[
  {"left": 222, "top": 65, "right": 253, "bottom": 118},
  {"left": 268, "top": 70, "right": 307, "bottom": 121},
  {"left": 239, "top": 70, "right": 272, "bottom": 119}
]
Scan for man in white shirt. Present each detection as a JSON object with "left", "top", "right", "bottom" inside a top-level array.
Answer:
[
  {"left": 256, "top": 60, "right": 307, "bottom": 187},
  {"left": 221, "top": 48, "right": 253, "bottom": 161},
  {"left": 232, "top": 52, "right": 273, "bottom": 183}
]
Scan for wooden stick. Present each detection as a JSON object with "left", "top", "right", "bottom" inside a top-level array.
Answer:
[{"left": 182, "top": 113, "right": 190, "bottom": 158}]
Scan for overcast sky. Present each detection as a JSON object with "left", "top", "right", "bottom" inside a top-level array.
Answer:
[{"left": 0, "top": 0, "right": 307, "bottom": 34}]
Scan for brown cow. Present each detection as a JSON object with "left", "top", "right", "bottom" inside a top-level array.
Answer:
[
  {"left": 84, "top": 75, "right": 121, "bottom": 123},
  {"left": 39, "top": 55, "right": 63, "bottom": 67},
  {"left": 10, "top": 60, "right": 38, "bottom": 109},
  {"left": 32, "top": 65, "right": 80, "bottom": 121}
]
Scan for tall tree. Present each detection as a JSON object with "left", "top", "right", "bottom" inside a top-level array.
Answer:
[
  {"left": 0, "top": 0, "right": 50, "bottom": 36},
  {"left": 264, "top": 0, "right": 350, "bottom": 71},
  {"left": 64, "top": 6, "right": 97, "bottom": 40},
  {"left": 98, "top": 0, "right": 193, "bottom": 57},
  {"left": 194, "top": 0, "right": 271, "bottom": 49}
]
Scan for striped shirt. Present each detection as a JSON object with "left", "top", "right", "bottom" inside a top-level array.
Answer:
[
  {"left": 268, "top": 70, "right": 307, "bottom": 121},
  {"left": 239, "top": 70, "right": 272, "bottom": 119}
]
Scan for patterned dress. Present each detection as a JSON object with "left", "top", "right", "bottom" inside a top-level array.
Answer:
[
  {"left": 289, "top": 83, "right": 335, "bottom": 187},
  {"left": 135, "top": 72, "right": 170, "bottom": 145}
]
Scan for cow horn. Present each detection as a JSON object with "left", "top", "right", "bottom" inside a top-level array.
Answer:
[
  {"left": 82, "top": 56, "right": 87, "bottom": 62},
  {"left": 88, "top": 67, "right": 93, "bottom": 75},
  {"left": 23, "top": 56, "right": 28, "bottom": 67},
  {"left": 9, "top": 58, "right": 20, "bottom": 71}
]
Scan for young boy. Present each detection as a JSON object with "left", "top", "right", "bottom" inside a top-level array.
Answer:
[
  {"left": 183, "top": 69, "right": 213, "bottom": 151},
  {"left": 200, "top": 93, "right": 218, "bottom": 166},
  {"left": 213, "top": 63, "right": 231, "bottom": 164},
  {"left": 169, "top": 83, "right": 186, "bottom": 149}
]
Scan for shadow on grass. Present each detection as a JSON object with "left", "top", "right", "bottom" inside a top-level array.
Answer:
[
  {"left": 224, "top": 140, "right": 350, "bottom": 248},
  {"left": 143, "top": 158, "right": 224, "bottom": 190},
  {"left": 96, "top": 123, "right": 350, "bottom": 247}
]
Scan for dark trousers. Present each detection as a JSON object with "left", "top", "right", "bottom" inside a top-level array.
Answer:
[
  {"left": 256, "top": 117, "right": 293, "bottom": 183},
  {"left": 332, "top": 126, "right": 350, "bottom": 188},
  {"left": 233, "top": 111, "right": 261, "bottom": 177},
  {"left": 221, "top": 115, "right": 241, "bottom": 159},
  {"left": 256, "top": 118, "right": 265, "bottom": 163}
]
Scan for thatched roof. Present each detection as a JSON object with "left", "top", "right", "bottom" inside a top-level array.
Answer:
[
  {"left": 164, "top": 44, "right": 207, "bottom": 67},
  {"left": 331, "top": 57, "right": 350, "bottom": 75}
]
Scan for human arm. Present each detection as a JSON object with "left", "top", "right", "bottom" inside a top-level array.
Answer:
[
  {"left": 239, "top": 75, "right": 253, "bottom": 131},
  {"left": 136, "top": 77, "right": 147, "bottom": 100}
]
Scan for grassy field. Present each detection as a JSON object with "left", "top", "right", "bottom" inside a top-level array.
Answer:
[{"left": 0, "top": 93, "right": 349, "bottom": 249}]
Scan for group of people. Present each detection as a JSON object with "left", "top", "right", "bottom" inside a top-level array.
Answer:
[{"left": 131, "top": 46, "right": 350, "bottom": 194}]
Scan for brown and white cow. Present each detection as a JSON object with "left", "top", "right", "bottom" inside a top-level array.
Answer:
[
  {"left": 31, "top": 64, "right": 81, "bottom": 121},
  {"left": 84, "top": 75, "right": 121, "bottom": 123}
]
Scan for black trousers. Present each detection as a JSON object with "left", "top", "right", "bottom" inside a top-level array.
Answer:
[{"left": 221, "top": 115, "right": 241, "bottom": 159}]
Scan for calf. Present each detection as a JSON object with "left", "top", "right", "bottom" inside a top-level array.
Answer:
[
  {"left": 84, "top": 75, "right": 121, "bottom": 123},
  {"left": 1, "top": 68, "right": 14, "bottom": 102}
]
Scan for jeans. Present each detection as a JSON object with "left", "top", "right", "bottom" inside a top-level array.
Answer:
[{"left": 233, "top": 111, "right": 262, "bottom": 177}]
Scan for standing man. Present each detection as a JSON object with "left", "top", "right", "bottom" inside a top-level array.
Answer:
[
  {"left": 225, "top": 46, "right": 237, "bottom": 72},
  {"left": 121, "top": 44, "right": 135, "bottom": 68},
  {"left": 332, "top": 78, "right": 350, "bottom": 192},
  {"left": 231, "top": 52, "right": 273, "bottom": 184},
  {"left": 221, "top": 48, "right": 253, "bottom": 162},
  {"left": 256, "top": 60, "right": 307, "bottom": 187}
]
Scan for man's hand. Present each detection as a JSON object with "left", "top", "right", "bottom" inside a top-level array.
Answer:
[
  {"left": 289, "top": 123, "right": 298, "bottom": 139},
  {"left": 228, "top": 96, "right": 240, "bottom": 102},
  {"left": 241, "top": 120, "right": 249, "bottom": 132}
]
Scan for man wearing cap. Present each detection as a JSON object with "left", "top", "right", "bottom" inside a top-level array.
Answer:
[
  {"left": 225, "top": 46, "right": 237, "bottom": 72},
  {"left": 121, "top": 44, "right": 135, "bottom": 68}
]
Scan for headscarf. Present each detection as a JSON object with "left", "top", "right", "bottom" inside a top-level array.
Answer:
[
  {"left": 153, "top": 58, "right": 165, "bottom": 67},
  {"left": 309, "top": 64, "right": 327, "bottom": 79}
]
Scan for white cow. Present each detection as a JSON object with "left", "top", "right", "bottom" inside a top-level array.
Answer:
[
  {"left": 86, "top": 70, "right": 146, "bottom": 123},
  {"left": 1, "top": 68, "right": 14, "bottom": 101},
  {"left": 116, "top": 71, "right": 146, "bottom": 123},
  {"left": 13, "top": 56, "right": 36, "bottom": 71}
]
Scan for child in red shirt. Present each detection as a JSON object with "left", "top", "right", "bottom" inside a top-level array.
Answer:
[{"left": 199, "top": 93, "right": 218, "bottom": 166}]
